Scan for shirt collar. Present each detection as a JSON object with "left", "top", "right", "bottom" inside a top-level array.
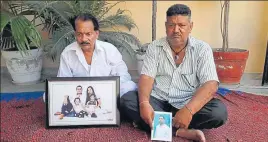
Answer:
[
  {"left": 187, "top": 36, "right": 194, "bottom": 50},
  {"left": 66, "top": 40, "right": 104, "bottom": 72},
  {"left": 94, "top": 40, "right": 104, "bottom": 53},
  {"left": 162, "top": 36, "right": 194, "bottom": 50}
]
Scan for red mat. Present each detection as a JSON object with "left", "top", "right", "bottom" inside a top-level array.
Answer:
[{"left": 1, "top": 92, "right": 268, "bottom": 142}]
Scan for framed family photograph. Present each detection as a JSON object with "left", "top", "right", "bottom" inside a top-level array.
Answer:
[{"left": 45, "top": 76, "right": 120, "bottom": 128}]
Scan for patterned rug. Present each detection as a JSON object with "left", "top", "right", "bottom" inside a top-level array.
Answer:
[{"left": 1, "top": 91, "right": 268, "bottom": 142}]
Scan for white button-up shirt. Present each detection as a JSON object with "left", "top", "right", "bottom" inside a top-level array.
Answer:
[
  {"left": 154, "top": 124, "right": 171, "bottom": 140},
  {"left": 57, "top": 40, "right": 137, "bottom": 97},
  {"left": 141, "top": 36, "right": 219, "bottom": 109}
]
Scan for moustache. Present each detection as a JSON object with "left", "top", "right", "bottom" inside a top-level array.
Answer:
[
  {"left": 172, "top": 34, "right": 181, "bottom": 38},
  {"left": 80, "top": 41, "right": 90, "bottom": 45},
  {"left": 173, "top": 33, "right": 181, "bottom": 36}
]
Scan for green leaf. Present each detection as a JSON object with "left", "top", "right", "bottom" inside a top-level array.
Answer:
[
  {"left": 25, "top": 0, "right": 139, "bottom": 61},
  {"left": 7, "top": 16, "right": 41, "bottom": 56},
  {"left": 11, "top": 17, "right": 30, "bottom": 55},
  {"left": 0, "top": 1, "right": 42, "bottom": 56},
  {"left": 43, "top": 26, "right": 75, "bottom": 61},
  {"left": 99, "top": 12, "right": 137, "bottom": 31},
  {"left": 0, "top": 12, "right": 12, "bottom": 32},
  {"left": 99, "top": 31, "right": 142, "bottom": 60}
]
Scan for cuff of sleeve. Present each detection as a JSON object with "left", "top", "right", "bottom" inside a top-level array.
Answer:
[
  {"left": 120, "top": 81, "right": 137, "bottom": 97},
  {"left": 200, "top": 78, "right": 219, "bottom": 85},
  {"left": 140, "top": 70, "right": 156, "bottom": 79}
]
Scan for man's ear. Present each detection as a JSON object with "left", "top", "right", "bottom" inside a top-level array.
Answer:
[
  {"left": 165, "top": 22, "right": 168, "bottom": 28},
  {"left": 95, "top": 30, "right": 100, "bottom": 38},
  {"left": 190, "top": 22, "right": 193, "bottom": 33}
]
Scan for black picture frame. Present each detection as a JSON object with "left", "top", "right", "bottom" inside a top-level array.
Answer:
[{"left": 45, "top": 76, "right": 120, "bottom": 129}]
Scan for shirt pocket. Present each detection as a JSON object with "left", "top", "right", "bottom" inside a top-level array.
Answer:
[{"left": 181, "top": 73, "right": 199, "bottom": 90}]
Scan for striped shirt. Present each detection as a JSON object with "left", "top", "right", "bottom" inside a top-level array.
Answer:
[{"left": 141, "top": 36, "right": 219, "bottom": 109}]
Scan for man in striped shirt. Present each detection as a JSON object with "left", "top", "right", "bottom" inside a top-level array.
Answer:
[{"left": 120, "top": 4, "right": 227, "bottom": 142}]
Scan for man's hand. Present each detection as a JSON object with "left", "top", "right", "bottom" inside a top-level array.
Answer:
[
  {"left": 139, "top": 102, "right": 154, "bottom": 128},
  {"left": 173, "top": 106, "right": 193, "bottom": 129},
  {"left": 138, "top": 75, "right": 155, "bottom": 129}
]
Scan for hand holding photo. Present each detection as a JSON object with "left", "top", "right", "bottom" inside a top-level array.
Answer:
[{"left": 151, "top": 111, "right": 172, "bottom": 142}]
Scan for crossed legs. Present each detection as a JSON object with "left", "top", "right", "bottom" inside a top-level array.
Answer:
[{"left": 120, "top": 91, "right": 228, "bottom": 141}]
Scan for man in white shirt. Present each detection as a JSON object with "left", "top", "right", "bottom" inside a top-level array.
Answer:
[
  {"left": 154, "top": 116, "right": 171, "bottom": 140},
  {"left": 56, "top": 13, "right": 137, "bottom": 97},
  {"left": 43, "top": 13, "right": 137, "bottom": 118}
]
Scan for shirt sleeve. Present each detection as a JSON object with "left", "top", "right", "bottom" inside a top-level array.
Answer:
[
  {"left": 109, "top": 45, "right": 137, "bottom": 96},
  {"left": 140, "top": 43, "right": 158, "bottom": 78},
  {"left": 196, "top": 44, "right": 219, "bottom": 84},
  {"left": 57, "top": 53, "right": 73, "bottom": 77}
]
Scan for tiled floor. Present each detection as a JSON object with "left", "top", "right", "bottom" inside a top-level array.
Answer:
[
  {"left": 219, "top": 73, "right": 268, "bottom": 96},
  {"left": 1, "top": 69, "right": 267, "bottom": 96}
]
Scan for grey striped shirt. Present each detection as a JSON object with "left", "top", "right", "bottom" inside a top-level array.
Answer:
[{"left": 141, "top": 36, "right": 219, "bottom": 109}]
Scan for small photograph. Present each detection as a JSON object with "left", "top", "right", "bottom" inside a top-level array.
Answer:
[{"left": 151, "top": 111, "right": 172, "bottom": 142}]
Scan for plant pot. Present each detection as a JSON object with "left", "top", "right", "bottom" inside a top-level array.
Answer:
[
  {"left": 136, "top": 43, "right": 149, "bottom": 74},
  {"left": 1, "top": 48, "right": 43, "bottom": 85},
  {"left": 213, "top": 48, "right": 249, "bottom": 84}
]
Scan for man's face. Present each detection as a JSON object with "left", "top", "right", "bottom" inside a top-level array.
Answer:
[
  {"left": 76, "top": 87, "right": 82, "bottom": 94},
  {"left": 75, "top": 19, "right": 99, "bottom": 50},
  {"left": 159, "top": 116, "right": 165, "bottom": 125},
  {"left": 165, "top": 15, "right": 193, "bottom": 46}
]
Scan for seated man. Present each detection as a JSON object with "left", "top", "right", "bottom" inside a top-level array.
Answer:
[
  {"left": 44, "top": 13, "right": 136, "bottom": 101},
  {"left": 120, "top": 4, "right": 227, "bottom": 142}
]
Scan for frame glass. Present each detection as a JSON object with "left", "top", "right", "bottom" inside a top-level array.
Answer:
[
  {"left": 151, "top": 111, "right": 172, "bottom": 141},
  {"left": 45, "top": 76, "right": 120, "bottom": 128}
]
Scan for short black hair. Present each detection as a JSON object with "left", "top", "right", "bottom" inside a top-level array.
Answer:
[
  {"left": 71, "top": 13, "right": 99, "bottom": 31},
  {"left": 74, "top": 97, "right": 81, "bottom": 103},
  {"left": 76, "top": 85, "right": 82, "bottom": 90},
  {"left": 166, "top": 4, "right": 191, "bottom": 19},
  {"left": 159, "top": 115, "right": 165, "bottom": 119}
]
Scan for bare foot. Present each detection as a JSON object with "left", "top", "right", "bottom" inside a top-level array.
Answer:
[
  {"left": 176, "top": 129, "right": 206, "bottom": 142},
  {"left": 59, "top": 114, "right": 64, "bottom": 119},
  {"left": 54, "top": 112, "right": 61, "bottom": 115}
]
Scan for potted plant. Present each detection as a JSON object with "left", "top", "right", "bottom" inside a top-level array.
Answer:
[
  {"left": 0, "top": 1, "right": 43, "bottom": 85},
  {"left": 136, "top": 0, "right": 157, "bottom": 74},
  {"left": 25, "top": 1, "right": 140, "bottom": 62},
  {"left": 213, "top": 0, "right": 249, "bottom": 84},
  {"left": 136, "top": 43, "right": 149, "bottom": 74}
]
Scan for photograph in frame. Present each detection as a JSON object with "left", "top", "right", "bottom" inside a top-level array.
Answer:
[
  {"left": 151, "top": 111, "right": 172, "bottom": 142},
  {"left": 45, "top": 76, "right": 120, "bottom": 128}
]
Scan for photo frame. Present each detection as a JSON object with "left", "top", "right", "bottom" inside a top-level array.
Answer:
[
  {"left": 45, "top": 76, "right": 120, "bottom": 128},
  {"left": 151, "top": 111, "right": 172, "bottom": 142}
]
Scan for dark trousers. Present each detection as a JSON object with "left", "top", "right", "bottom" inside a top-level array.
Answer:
[{"left": 120, "top": 91, "right": 228, "bottom": 132}]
